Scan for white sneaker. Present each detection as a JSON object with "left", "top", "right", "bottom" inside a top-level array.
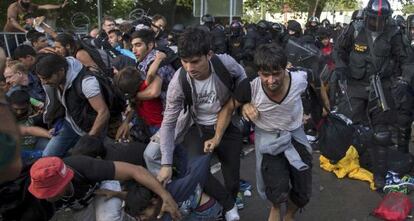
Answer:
[{"left": 225, "top": 204, "right": 240, "bottom": 221}]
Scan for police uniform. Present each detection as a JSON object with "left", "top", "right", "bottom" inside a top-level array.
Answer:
[{"left": 334, "top": 0, "right": 414, "bottom": 189}]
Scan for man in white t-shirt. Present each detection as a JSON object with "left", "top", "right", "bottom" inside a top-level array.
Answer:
[
  {"left": 205, "top": 44, "right": 312, "bottom": 221},
  {"left": 34, "top": 54, "right": 110, "bottom": 157}
]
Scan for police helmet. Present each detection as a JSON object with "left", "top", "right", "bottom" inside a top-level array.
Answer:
[
  {"left": 172, "top": 23, "right": 185, "bottom": 34},
  {"left": 364, "top": 0, "right": 392, "bottom": 32},
  {"left": 308, "top": 16, "right": 319, "bottom": 24},
  {"left": 321, "top": 19, "right": 331, "bottom": 28},
  {"left": 287, "top": 20, "right": 302, "bottom": 34},
  {"left": 351, "top": 9, "right": 364, "bottom": 21},
  {"left": 202, "top": 14, "right": 215, "bottom": 24},
  {"left": 230, "top": 20, "right": 243, "bottom": 36},
  {"left": 257, "top": 20, "right": 270, "bottom": 30},
  {"left": 393, "top": 15, "right": 406, "bottom": 28}
]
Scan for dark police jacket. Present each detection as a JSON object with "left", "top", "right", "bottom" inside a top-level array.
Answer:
[{"left": 334, "top": 23, "right": 414, "bottom": 87}]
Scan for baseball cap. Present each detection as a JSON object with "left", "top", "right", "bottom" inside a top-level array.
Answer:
[{"left": 29, "top": 157, "right": 74, "bottom": 199}]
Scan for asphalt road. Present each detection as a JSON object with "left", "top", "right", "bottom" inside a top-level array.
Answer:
[{"left": 53, "top": 144, "right": 411, "bottom": 221}]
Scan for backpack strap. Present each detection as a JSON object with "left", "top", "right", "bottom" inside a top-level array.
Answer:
[
  {"left": 179, "top": 67, "right": 193, "bottom": 114},
  {"left": 210, "top": 55, "right": 234, "bottom": 92},
  {"left": 179, "top": 67, "right": 203, "bottom": 137}
]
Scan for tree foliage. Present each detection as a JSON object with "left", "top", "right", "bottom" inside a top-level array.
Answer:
[
  {"left": 243, "top": 0, "right": 358, "bottom": 23},
  {"left": 402, "top": 0, "right": 414, "bottom": 14}
]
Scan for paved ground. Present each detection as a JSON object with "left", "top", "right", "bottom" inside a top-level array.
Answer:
[{"left": 53, "top": 144, "right": 414, "bottom": 221}]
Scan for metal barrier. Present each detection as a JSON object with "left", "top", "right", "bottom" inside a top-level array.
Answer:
[{"left": 0, "top": 32, "right": 88, "bottom": 57}]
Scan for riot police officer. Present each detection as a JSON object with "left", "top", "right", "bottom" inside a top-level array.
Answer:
[
  {"left": 228, "top": 20, "right": 245, "bottom": 63},
  {"left": 334, "top": 0, "right": 414, "bottom": 189},
  {"left": 270, "top": 22, "right": 289, "bottom": 47},
  {"left": 201, "top": 14, "right": 228, "bottom": 54},
  {"left": 287, "top": 20, "right": 303, "bottom": 40},
  {"left": 305, "top": 16, "right": 321, "bottom": 39},
  {"left": 407, "top": 14, "right": 414, "bottom": 47}
]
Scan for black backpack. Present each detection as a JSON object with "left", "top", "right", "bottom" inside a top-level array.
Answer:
[
  {"left": 318, "top": 112, "right": 355, "bottom": 164},
  {"left": 74, "top": 67, "right": 126, "bottom": 119},
  {"left": 78, "top": 39, "right": 115, "bottom": 77},
  {"left": 179, "top": 55, "right": 250, "bottom": 135}
]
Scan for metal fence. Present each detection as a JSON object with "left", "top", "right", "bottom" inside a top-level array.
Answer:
[{"left": 0, "top": 32, "right": 88, "bottom": 57}]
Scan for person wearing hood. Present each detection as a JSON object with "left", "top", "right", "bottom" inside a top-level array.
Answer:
[
  {"left": 34, "top": 53, "right": 110, "bottom": 157},
  {"left": 4, "top": 0, "right": 69, "bottom": 33}
]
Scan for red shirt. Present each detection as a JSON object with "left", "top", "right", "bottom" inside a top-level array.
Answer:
[
  {"left": 321, "top": 43, "right": 335, "bottom": 71},
  {"left": 135, "top": 81, "right": 163, "bottom": 127}
]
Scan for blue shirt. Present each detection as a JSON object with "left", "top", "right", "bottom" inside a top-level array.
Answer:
[{"left": 115, "top": 46, "right": 137, "bottom": 62}]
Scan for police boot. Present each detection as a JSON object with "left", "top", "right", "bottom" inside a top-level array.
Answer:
[
  {"left": 397, "top": 127, "right": 411, "bottom": 153},
  {"left": 373, "top": 130, "right": 392, "bottom": 190},
  {"left": 373, "top": 145, "right": 388, "bottom": 191}
]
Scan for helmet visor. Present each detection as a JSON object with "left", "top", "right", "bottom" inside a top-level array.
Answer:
[{"left": 366, "top": 15, "right": 386, "bottom": 32}]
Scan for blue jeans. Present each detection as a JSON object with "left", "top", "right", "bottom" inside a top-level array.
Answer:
[
  {"left": 183, "top": 200, "right": 222, "bottom": 221},
  {"left": 42, "top": 120, "right": 80, "bottom": 157}
]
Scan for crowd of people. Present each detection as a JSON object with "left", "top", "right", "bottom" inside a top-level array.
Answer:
[{"left": 1, "top": 0, "right": 414, "bottom": 220}]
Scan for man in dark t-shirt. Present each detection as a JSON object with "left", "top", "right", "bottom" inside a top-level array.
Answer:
[{"left": 28, "top": 156, "right": 181, "bottom": 221}]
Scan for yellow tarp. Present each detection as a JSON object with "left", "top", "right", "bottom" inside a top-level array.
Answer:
[{"left": 319, "top": 145, "right": 376, "bottom": 190}]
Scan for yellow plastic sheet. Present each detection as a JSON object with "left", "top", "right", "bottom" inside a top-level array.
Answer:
[{"left": 320, "top": 145, "right": 376, "bottom": 190}]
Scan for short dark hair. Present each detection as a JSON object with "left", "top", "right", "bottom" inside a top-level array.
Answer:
[
  {"left": 12, "top": 45, "right": 36, "bottom": 60},
  {"left": 114, "top": 66, "right": 143, "bottom": 99},
  {"left": 102, "top": 16, "right": 116, "bottom": 25},
  {"left": 108, "top": 29, "right": 123, "bottom": 37},
  {"left": 29, "top": 32, "right": 46, "bottom": 44},
  {"left": 70, "top": 135, "right": 106, "bottom": 158},
  {"left": 177, "top": 27, "right": 212, "bottom": 59},
  {"left": 125, "top": 183, "right": 154, "bottom": 217},
  {"left": 34, "top": 53, "right": 68, "bottom": 79},
  {"left": 254, "top": 44, "right": 287, "bottom": 72},
  {"left": 55, "top": 33, "right": 78, "bottom": 54},
  {"left": 23, "top": 13, "right": 35, "bottom": 20},
  {"left": 130, "top": 29, "right": 155, "bottom": 46},
  {"left": 152, "top": 14, "right": 167, "bottom": 25},
  {"left": 6, "top": 88, "right": 30, "bottom": 106}
]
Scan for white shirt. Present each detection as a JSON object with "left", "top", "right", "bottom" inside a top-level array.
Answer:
[
  {"left": 193, "top": 74, "right": 221, "bottom": 125},
  {"left": 250, "top": 70, "right": 308, "bottom": 131}
]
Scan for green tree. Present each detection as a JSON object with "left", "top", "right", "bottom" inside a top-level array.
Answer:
[
  {"left": 243, "top": 0, "right": 358, "bottom": 23},
  {"left": 402, "top": 1, "right": 414, "bottom": 14}
]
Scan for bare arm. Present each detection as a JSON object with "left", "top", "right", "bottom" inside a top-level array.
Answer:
[
  {"left": 136, "top": 76, "right": 162, "bottom": 100},
  {"left": 19, "top": 126, "right": 51, "bottom": 139},
  {"left": 38, "top": 0, "right": 68, "bottom": 10},
  {"left": 146, "top": 51, "right": 166, "bottom": 84},
  {"left": 0, "top": 48, "right": 6, "bottom": 76},
  {"left": 7, "top": 7, "right": 26, "bottom": 32},
  {"left": 204, "top": 98, "right": 242, "bottom": 152},
  {"left": 40, "top": 24, "right": 58, "bottom": 39},
  {"left": 76, "top": 50, "right": 99, "bottom": 70},
  {"left": 115, "top": 105, "right": 134, "bottom": 140},
  {"left": 87, "top": 94, "right": 110, "bottom": 136}
]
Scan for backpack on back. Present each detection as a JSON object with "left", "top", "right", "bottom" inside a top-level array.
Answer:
[
  {"left": 178, "top": 55, "right": 250, "bottom": 135},
  {"left": 78, "top": 39, "right": 115, "bottom": 77},
  {"left": 74, "top": 67, "right": 126, "bottom": 122},
  {"left": 179, "top": 54, "right": 235, "bottom": 113}
]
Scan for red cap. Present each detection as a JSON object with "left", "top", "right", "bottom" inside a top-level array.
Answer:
[{"left": 29, "top": 157, "right": 74, "bottom": 199}]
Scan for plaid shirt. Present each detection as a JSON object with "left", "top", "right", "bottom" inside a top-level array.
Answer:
[{"left": 137, "top": 49, "right": 175, "bottom": 105}]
